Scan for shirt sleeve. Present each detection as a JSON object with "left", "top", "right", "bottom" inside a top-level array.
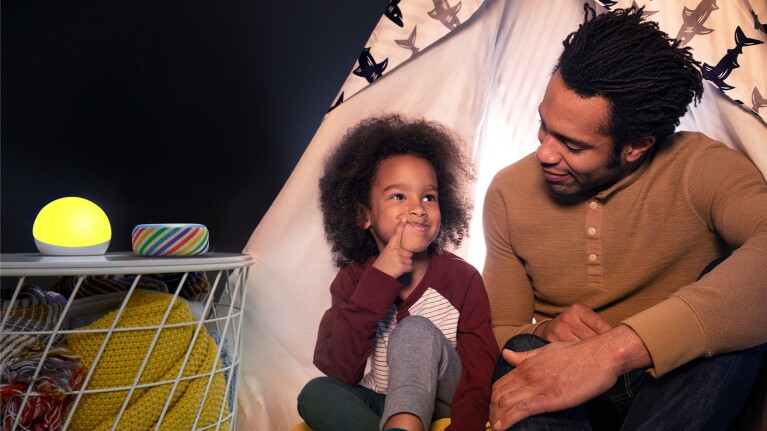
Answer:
[
  {"left": 482, "top": 175, "right": 546, "bottom": 348},
  {"left": 623, "top": 141, "right": 767, "bottom": 376},
  {"left": 313, "top": 264, "right": 401, "bottom": 385},
  {"left": 447, "top": 271, "right": 501, "bottom": 431}
]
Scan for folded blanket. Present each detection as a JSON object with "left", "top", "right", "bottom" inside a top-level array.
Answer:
[
  {"left": 53, "top": 275, "right": 168, "bottom": 299},
  {"left": 66, "top": 289, "right": 229, "bottom": 431},
  {"left": 1, "top": 286, "right": 83, "bottom": 431},
  {"left": 54, "top": 272, "right": 210, "bottom": 300},
  {"left": 1, "top": 370, "right": 85, "bottom": 431}
]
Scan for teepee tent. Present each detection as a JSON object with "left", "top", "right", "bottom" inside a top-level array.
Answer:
[{"left": 238, "top": 0, "right": 767, "bottom": 429}]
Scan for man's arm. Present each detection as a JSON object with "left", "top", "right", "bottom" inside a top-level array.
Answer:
[
  {"left": 623, "top": 140, "right": 767, "bottom": 376},
  {"left": 489, "top": 324, "right": 651, "bottom": 430},
  {"left": 482, "top": 178, "right": 543, "bottom": 346}
]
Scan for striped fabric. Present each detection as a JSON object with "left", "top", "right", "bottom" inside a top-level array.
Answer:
[
  {"left": 359, "top": 288, "right": 459, "bottom": 394},
  {"left": 1, "top": 370, "right": 85, "bottom": 431},
  {"left": 53, "top": 273, "right": 210, "bottom": 300},
  {"left": 0, "top": 286, "right": 84, "bottom": 431},
  {"left": 131, "top": 224, "right": 209, "bottom": 256},
  {"left": 53, "top": 275, "right": 168, "bottom": 299},
  {"left": 1, "top": 287, "right": 67, "bottom": 372},
  {"left": 359, "top": 304, "right": 397, "bottom": 393}
]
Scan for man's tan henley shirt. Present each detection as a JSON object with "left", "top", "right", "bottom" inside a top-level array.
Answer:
[{"left": 483, "top": 131, "right": 767, "bottom": 376}]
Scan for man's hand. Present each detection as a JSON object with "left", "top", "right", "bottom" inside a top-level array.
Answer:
[
  {"left": 534, "top": 303, "right": 612, "bottom": 342},
  {"left": 372, "top": 217, "right": 413, "bottom": 279},
  {"left": 489, "top": 325, "right": 652, "bottom": 430}
]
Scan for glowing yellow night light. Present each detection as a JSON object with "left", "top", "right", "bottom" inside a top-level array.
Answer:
[{"left": 33, "top": 197, "right": 111, "bottom": 255}]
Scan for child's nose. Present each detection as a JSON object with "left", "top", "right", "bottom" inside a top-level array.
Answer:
[{"left": 409, "top": 203, "right": 426, "bottom": 217}]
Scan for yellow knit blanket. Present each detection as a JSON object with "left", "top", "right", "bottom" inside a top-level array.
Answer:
[{"left": 66, "top": 289, "right": 230, "bottom": 431}]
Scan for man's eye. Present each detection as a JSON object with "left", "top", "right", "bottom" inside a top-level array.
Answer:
[{"left": 566, "top": 143, "right": 583, "bottom": 153}]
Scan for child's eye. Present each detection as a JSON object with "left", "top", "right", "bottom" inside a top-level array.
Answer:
[
  {"left": 390, "top": 194, "right": 405, "bottom": 200},
  {"left": 423, "top": 195, "right": 437, "bottom": 202}
]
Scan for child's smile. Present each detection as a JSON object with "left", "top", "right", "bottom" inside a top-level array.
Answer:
[
  {"left": 407, "top": 222, "right": 430, "bottom": 232},
  {"left": 363, "top": 155, "right": 441, "bottom": 255}
]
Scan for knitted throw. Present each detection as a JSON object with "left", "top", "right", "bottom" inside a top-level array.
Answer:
[{"left": 66, "top": 290, "right": 230, "bottom": 430}]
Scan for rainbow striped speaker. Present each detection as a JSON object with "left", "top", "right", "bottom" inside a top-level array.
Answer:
[{"left": 131, "top": 224, "right": 209, "bottom": 256}]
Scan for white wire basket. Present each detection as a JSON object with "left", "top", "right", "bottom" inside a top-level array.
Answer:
[{"left": 0, "top": 252, "right": 253, "bottom": 431}]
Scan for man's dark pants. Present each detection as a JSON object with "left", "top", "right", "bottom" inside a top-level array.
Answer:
[
  {"left": 493, "top": 334, "right": 765, "bottom": 430},
  {"left": 493, "top": 257, "right": 766, "bottom": 430}
]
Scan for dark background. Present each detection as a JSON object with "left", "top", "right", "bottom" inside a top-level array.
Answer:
[{"left": 1, "top": 0, "right": 385, "bottom": 254}]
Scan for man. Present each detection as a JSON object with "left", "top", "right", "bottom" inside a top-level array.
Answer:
[{"left": 482, "top": 5, "right": 767, "bottom": 431}]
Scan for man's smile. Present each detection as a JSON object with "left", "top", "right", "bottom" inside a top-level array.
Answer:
[{"left": 541, "top": 168, "right": 570, "bottom": 182}]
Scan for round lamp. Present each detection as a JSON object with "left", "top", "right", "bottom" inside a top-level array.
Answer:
[{"left": 33, "top": 197, "right": 111, "bottom": 255}]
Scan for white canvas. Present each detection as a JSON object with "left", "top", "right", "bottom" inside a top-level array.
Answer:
[{"left": 238, "top": 1, "right": 767, "bottom": 429}]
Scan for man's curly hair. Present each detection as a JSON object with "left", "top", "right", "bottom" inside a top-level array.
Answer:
[
  {"left": 556, "top": 4, "right": 704, "bottom": 152},
  {"left": 319, "top": 114, "right": 475, "bottom": 267}
]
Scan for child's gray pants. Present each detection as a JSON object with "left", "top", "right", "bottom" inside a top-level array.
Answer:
[{"left": 381, "top": 315, "right": 462, "bottom": 430}]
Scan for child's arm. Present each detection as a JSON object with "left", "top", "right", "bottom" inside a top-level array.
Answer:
[
  {"left": 371, "top": 217, "right": 413, "bottom": 280},
  {"left": 313, "top": 263, "right": 402, "bottom": 385},
  {"left": 449, "top": 271, "right": 500, "bottom": 431}
]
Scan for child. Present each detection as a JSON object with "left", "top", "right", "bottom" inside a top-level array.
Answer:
[{"left": 297, "top": 114, "right": 499, "bottom": 431}]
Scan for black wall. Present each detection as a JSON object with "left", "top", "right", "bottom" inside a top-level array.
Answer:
[{"left": 1, "top": 0, "right": 385, "bottom": 254}]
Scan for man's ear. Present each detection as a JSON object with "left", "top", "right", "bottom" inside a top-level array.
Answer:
[{"left": 623, "top": 136, "right": 656, "bottom": 163}]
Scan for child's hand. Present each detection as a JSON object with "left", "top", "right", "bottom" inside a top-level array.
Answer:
[{"left": 372, "top": 217, "right": 413, "bottom": 279}]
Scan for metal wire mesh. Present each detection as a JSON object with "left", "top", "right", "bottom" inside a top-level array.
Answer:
[{"left": 0, "top": 253, "right": 252, "bottom": 431}]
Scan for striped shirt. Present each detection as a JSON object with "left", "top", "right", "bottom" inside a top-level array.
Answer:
[
  {"left": 314, "top": 251, "right": 499, "bottom": 430},
  {"left": 359, "top": 287, "right": 459, "bottom": 392}
]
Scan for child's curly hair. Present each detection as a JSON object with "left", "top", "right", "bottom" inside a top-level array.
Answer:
[{"left": 319, "top": 114, "right": 475, "bottom": 267}]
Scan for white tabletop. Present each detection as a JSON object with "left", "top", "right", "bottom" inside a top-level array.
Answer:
[{"left": 0, "top": 252, "right": 255, "bottom": 276}]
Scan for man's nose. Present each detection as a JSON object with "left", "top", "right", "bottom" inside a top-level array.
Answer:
[{"left": 536, "top": 134, "right": 561, "bottom": 165}]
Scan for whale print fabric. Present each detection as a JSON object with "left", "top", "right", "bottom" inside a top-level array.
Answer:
[
  {"left": 331, "top": 0, "right": 485, "bottom": 111},
  {"left": 239, "top": 1, "right": 767, "bottom": 430},
  {"left": 597, "top": 0, "right": 767, "bottom": 120},
  {"left": 334, "top": 0, "right": 767, "bottom": 121}
]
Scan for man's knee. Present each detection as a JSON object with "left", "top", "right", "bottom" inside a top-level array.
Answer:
[
  {"left": 502, "top": 333, "right": 548, "bottom": 353},
  {"left": 493, "top": 335, "right": 548, "bottom": 383}
]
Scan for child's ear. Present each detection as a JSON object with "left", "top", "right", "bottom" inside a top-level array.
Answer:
[{"left": 357, "top": 206, "right": 371, "bottom": 229}]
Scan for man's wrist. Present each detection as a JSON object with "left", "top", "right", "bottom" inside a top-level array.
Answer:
[{"left": 602, "top": 324, "right": 653, "bottom": 374}]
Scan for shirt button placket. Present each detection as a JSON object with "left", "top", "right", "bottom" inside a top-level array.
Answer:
[{"left": 585, "top": 200, "right": 603, "bottom": 285}]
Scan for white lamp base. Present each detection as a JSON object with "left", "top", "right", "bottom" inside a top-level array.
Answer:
[{"left": 35, "top": 239, "right": 110, "bottom": 256}]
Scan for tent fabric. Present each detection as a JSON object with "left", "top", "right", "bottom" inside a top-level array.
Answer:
[
  {"left": 238, "top": 0, "right": 767, "bottom": 430},
  {"left": 329, "top": 0, "right": 485, "bottom": 109},
  {"left": 334, "top": 0, "right": 767, "bottom": 124}
]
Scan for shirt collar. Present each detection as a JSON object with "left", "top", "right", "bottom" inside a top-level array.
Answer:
[{"left": 594, "top": 148, "right": 656, "bottom": 201}]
